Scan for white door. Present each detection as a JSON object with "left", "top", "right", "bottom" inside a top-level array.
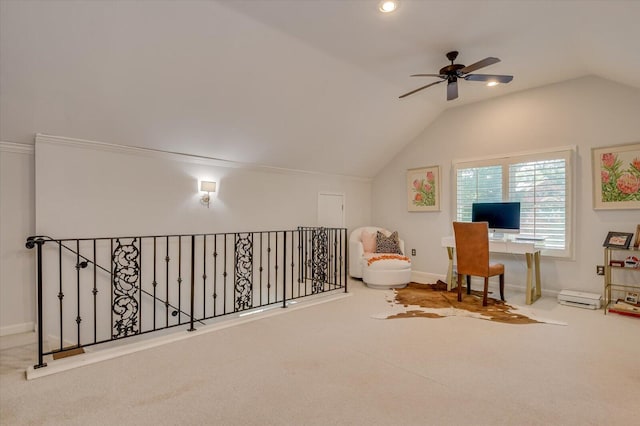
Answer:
[{"left": 317, "top": 193, "right": 345, "bottom": 228}]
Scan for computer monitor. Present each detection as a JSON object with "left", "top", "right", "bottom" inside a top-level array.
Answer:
[{"left": 471, "top": 202, "right": 521, "bottom": 235}]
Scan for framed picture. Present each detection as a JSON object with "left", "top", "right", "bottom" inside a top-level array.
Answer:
[
  {"left": 635, "top": 224, "right": 640, "bottom": 248},
  {"left": 603, "top": 232, "right": 634, "bottom": 249},
  {"left": 407, "top": 165, "right": 440, "bottom": 212},
  {"left": 592, "top": 142, "right": 640, "bottom": 210}
]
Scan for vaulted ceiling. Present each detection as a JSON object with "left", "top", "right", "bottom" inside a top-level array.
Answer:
[{"left": 1, "top": 0, "right": 639, "bottom": 177}]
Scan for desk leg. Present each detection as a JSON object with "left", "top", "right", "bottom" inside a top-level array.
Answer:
[
  {"left": 525, "top": 252, "right": 542, "bottom": 305},
  {"left": 534, "top": 251, "right": 542, "bottom": 300},
  {"left": 446, "top": 247, "right": 455, "bottom": 291},
  {"left": 525, "top": 253, "right": 533, "bottom": 305}
]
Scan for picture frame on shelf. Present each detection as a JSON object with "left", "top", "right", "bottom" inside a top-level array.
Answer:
[
  {"left": 635, "top": 224, "right": 640, "bottom": 248},
  {"left": 407, "top": 165, "right": 440, "bottom": 212},
  {"left": 603, "top": 231, "right": 634, "bottom": 249},
  {"left": 592, "top": 142, "right": 640, "bottom": 210}
]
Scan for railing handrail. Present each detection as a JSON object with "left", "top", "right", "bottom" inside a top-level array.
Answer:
[{"left": 27, "top": 227, "right": 346, "bottom": 243}]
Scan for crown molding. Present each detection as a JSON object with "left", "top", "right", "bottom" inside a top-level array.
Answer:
[
  {"left": 35, "top": 134, "right": 371, "bottom": 182},
  {"left": 0, "top": 141, "right": 35, "bottom": 154}
]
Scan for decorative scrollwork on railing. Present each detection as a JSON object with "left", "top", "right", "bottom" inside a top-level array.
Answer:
[
  {"left": 312, "top": 228, "right": 328, "bottom": 294},
  {"left": 234, "top": 233, "right": 253, "bottom": 311},
  {"left": 112, "top": 238, "right": 140, "bottom": 338}
]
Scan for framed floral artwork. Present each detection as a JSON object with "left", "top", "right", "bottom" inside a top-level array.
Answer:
[
  {"left": 592, "top": 142, "right": 640, "bottom": 210},
  {"left": 407, "top": 165, "right": 440, "bottom": 212}
]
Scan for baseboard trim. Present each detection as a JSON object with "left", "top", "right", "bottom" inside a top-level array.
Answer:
[{"left": 0, "top": 322, "right": 35, "bottom": 337}]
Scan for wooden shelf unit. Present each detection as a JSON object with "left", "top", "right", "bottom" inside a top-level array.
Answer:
[{"left": 603, "top": 246, "right": 640, "bottom": 315}]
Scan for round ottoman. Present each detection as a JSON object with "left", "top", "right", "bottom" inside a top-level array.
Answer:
[{"left": 361, "top": 255, "right": 411, "bottom": 289}]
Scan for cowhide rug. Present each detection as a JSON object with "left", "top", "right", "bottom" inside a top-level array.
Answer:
[{"left": 372, "top": 281, "right": 566, "bottom": 325}]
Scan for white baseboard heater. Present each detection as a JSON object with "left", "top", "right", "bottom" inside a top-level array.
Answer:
[{"left": 557, "top": 290, "right": 602, "bottom": 309}]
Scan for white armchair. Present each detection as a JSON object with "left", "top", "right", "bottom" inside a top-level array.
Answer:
[{"left": 349, "top": 227, "right": 411, "bottom": 289}]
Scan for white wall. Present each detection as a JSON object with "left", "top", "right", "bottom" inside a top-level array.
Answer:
[
  {"left": 0, "top": 143, "right": 35, "bottom": 335},
  {"left": 372, "top": 76, "right": 640, "bottom": 294},
  {"left": 35, "top": 135, "right": 371, "bottom": 238}
]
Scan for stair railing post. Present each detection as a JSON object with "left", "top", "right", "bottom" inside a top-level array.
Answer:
[
  {"left": 189, "top": 235, "right": 196, "bottom": 332},
  {"left": 282, "top": 231, "right": 287, "bottom": 309},
  {"left": 26, "top": 236, "right": 48, "bottom": 369},
  {"left": 343, "top": 228, "right": 348, "bottom": 293}
]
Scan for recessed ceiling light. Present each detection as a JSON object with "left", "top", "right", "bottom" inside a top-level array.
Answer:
[
  {"left": 379, "top": 1, "right": 399, "bottom": 13},
  {"left": 487, "top": 81, "right": 499, "bottom": 87}
]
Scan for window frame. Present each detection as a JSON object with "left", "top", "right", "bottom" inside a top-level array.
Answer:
[{"left": 452, "top": 146, "right": 575, "bottom": 258}]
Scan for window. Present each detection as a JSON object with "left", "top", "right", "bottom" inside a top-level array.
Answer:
[{"left": 454, "top": 147, "right": 574, "bottom": 257}]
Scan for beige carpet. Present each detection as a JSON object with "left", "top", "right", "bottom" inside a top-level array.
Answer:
[
  {"left": 374, "top": 281, "right": 567, "bottom": 325},
  {"left": 4, "top": 279, "right": 640, "bottom": 426}
]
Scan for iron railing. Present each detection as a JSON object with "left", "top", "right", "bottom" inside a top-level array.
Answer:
[{"left": 26, "top": 227, "right": 347, "bottom": 369}]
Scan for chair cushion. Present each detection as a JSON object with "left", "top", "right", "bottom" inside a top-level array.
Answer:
[
  {"left": 375, "top": 231, "right": 403, "bottom": 254},
  {"left": 489, "top": 263, "right": 505, "bottom": 276},
  {"left": 363, "top": 254, "right": 411, "bottom": 270}
]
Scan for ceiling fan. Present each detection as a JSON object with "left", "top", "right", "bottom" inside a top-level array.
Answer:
[{"left": 399, "top": 51, "right": 513, "bottom": 101}]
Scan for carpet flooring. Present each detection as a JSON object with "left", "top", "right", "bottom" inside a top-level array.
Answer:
[{"left": 1, "top": 279, "right": 639, "bottom": 425}]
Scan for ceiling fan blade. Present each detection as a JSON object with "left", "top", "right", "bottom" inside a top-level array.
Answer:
[
  {"left": 460, "top": 57, "right": 500, "bottom": 74},
  {"left": 464, "top": 74, "right": 513, "bottom": 83},
  {"left": 399, "top": 80, "right": 444, "bottom": 99},
  {"left": 447, "top": 79, "right": 458, "bottom": 101},
  {"left": 410, "top": 73, "right": 445, "bottom": 78}
]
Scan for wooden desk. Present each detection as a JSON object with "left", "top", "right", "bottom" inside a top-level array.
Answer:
[{"left": 441, "top": 236, "right": 542, "bottom": 305}]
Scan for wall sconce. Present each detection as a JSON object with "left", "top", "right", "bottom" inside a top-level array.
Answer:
[{"left": 200, "top": 181, "right": 216, "bottom": 208}]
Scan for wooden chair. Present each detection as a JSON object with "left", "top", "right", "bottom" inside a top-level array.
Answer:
[{"left": 452, "top": 221, "right": 505, "bottom": 306}]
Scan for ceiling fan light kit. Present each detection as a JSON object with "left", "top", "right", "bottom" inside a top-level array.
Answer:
[{"left": 400, "top": 50, "right": 514, "bottom": 101}]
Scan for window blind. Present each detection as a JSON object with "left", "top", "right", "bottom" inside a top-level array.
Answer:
[
  {"left": 456, "top": 165, "right": 502, "bottom": 222},
  {"left": 454, "top": 148, "right": 573, "bottom": 257},
  {"left": 509, "top": 159, "right": 566, "bottom": 249}
]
